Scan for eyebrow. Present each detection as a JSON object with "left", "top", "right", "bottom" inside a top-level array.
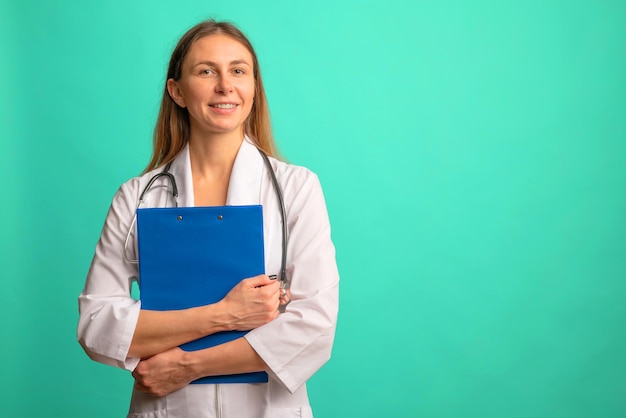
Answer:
[{"left": 192, "top": 59, "right": 252, "bottom": 68}]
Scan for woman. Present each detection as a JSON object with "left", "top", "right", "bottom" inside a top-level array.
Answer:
[{"left": 77, "top": 20, "right": 339, "bottom": 418}]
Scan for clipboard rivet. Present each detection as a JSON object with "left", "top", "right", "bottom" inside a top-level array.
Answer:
[
  {"left": 217, "top": 215, "right": 223, "bottom": 220},
  {"left": 177, "top": 215, "right": 183, "bottom": 221}
]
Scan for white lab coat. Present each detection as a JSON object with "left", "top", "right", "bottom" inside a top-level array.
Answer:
[{"left": 77, "top": 138, "right": 339, "bottom": 418}]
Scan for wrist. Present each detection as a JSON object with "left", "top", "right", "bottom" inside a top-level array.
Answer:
[
  {"left": 184, "top": 346, "right": 216, "bottom": 379},
  {"left": 181, "top": 349, "right": 203, "bottom": 382},
  {"left": 211, "top": 300, "right": 238, "bottom": 332}
]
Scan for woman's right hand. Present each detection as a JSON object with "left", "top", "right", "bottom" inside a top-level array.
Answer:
[{"left": 218, "top": 275, "right": 281, "bottom": 331}]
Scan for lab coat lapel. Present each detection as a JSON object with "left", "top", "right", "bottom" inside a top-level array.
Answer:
[
  {"left": 226, "top": 139, "right": 263, "bottom": 206},
  {"left": 169, "top": 144, "right": 195, "bottom": 207}
]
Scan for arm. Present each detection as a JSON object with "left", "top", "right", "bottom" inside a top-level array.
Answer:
[
  {"left": 128, "top": 275, "right": 281, "bottom": 358},
  {"left": 245, "top": 168, "right": 340, "bottom": 393},
  {"left": 78, "top": 181, "right": 145, "bottom": 370},
  {"left": 132, "top": 337, "right": 266, "bottom": 397}
]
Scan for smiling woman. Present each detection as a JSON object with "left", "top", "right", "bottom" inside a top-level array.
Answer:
[{"left": 77, "top": 20, "right": 339, "bottom": 418}]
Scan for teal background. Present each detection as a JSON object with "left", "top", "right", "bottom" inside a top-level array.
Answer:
[{"left": 2, "top": 0, "right": 625, "bottom": 417}]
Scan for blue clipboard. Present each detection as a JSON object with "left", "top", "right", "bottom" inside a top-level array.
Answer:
[{"left": 136, "top": 205, "right": 268, "bottom": 384}]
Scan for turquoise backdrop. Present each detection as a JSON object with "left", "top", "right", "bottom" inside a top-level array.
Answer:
[{"left": 2, "top": 0, "right": 625, "bottom": 417}]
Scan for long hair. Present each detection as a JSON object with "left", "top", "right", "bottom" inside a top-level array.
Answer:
[{"left": 144, "top": 20, "right": 277, "bottom": 173}]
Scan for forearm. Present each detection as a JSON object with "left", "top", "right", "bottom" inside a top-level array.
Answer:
[
  {"left": 129, "top": 303, "right": 230, "bottom": 358},
  {"left": 186, "top": 337, "right": 267, "bottom": 378},
  {"left": 132, "top": 337, "right": 268, "bottom": 397},
  {"left": 129, "top": 275, "right": 279, "bottom": 359}
]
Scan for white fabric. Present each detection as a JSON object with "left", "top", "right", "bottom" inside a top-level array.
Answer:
[{"left": 77, "top": 138, "right": 339, "bottom": 417}]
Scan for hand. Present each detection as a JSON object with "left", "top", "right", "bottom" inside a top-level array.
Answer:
[
  {"left": 219, "top": 275, "right": 280, "bottom": 331},
  {"left": 132, "top": 347, "right": 194, "bottom": 397}
]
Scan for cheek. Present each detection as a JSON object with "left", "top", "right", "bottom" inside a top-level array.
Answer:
[
  {"left": 182, "top": 79, "right": 210, "bottom": 102},
  {"left": 183, "top": 87, "right": 204, "bottom": 103},
  {"left": 244, "top": 81, "right": 256, "bottom": 102}
]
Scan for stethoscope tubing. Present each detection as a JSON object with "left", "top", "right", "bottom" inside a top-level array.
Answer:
[{"left": 123, "top": 148, "right": 288, "bottom": 288}]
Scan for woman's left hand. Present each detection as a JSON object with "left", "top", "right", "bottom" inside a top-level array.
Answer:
[{"left": 132, "top": 347, "right": 195, "bottom": 397}]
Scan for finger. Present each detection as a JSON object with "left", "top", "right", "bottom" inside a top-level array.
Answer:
[
  {"left": 242, "top": 274, "right": 275, "bottom": 288},
  {"left": 264, "top": 282, "right": 281, "bottom": 300},
  {"left": 256, "top": 278, "right": 282, "bottom": 293}
]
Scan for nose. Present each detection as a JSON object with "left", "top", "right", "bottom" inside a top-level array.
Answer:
[{"left": 215, "top": 75, "right": 233, "bottom": 94}]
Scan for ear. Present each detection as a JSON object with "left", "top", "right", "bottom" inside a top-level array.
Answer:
[{"left": 167, "top": 79, "right": 187, "bottom": 108}]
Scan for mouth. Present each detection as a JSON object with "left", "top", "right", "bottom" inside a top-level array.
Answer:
[{"left": 209, "top": 103, "right": 238, "bottom": 109}]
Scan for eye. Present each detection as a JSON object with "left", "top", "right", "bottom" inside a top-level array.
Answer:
[
  {"left": 233, "top": 68, "right": 245, "bottom": 75},
  {"left": 199, "top": 68, "right": 215, "bottom": 76}
]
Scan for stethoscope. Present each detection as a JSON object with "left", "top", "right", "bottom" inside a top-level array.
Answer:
[{"left": 123, "top": 148, "right": 289, "bottom": 295}]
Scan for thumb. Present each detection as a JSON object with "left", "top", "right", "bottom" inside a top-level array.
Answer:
[{"left": 244, "top": 274, "right": 275, "bottom": 288}]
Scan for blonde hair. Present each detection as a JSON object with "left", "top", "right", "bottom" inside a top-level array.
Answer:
[{"left": 144, "top": 20, "right": 277, "bottom": 173}]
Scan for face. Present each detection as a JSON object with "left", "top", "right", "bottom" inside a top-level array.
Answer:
[{"left": 167, "top": 34, "right": 256, "bottom": 140}]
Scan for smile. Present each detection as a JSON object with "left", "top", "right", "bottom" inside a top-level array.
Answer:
[{"left": 210, "top": 103, "right": 238, "bottom": 109}]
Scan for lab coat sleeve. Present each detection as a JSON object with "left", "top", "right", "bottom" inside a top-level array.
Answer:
[
  {"left": 77, "top": 180, "right": 142, "bottom": 371},
  {"left": 245, "top": 169, "right": 339, "bottom": 394}
]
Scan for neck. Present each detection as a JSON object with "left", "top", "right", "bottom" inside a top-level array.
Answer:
[
  {"left": 188, "top": 130, "right": 244, "bottom": 177},
  {"left": 187, "top": 130, "right": 245, "bottom": 206}
]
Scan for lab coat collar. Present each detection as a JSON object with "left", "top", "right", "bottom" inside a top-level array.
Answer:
[
  {"left": 168, "top": 137, "right": 262, "bottom": 207},
  {"left": 226, "top": 137, "right": 263, "bottom": 206}
]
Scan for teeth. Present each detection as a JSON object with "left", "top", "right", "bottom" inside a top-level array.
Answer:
[{"left": 212, "top": 104, "right": 237, "bottom": 109}]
